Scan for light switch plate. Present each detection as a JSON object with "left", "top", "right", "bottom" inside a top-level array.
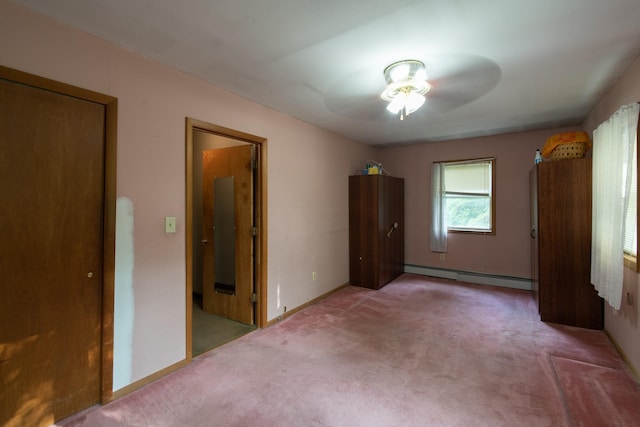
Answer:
[{"left": 165, "top": 216, "right": 176, "bottom": 233}]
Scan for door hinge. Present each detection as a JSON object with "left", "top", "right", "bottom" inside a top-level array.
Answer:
[
  {"left": 251, "top": 226, "right": 258, "bottom": 236},
  {"left": 251, "top": 292, "right": 257, "bottom": 303},
  {"left": 251, "top": 158, "right": 258, "bottom": 170}
]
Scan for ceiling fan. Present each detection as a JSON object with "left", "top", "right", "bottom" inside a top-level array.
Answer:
[{"left": 324, "top": 53, "right": 501, "bottom": 122}]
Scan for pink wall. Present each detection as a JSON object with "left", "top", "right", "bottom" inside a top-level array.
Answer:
[
  {"left": 582, "top": 56, "right": 640, "bottom": 375},
  {"left": 0, "top": 1, "right": 377, "bottom": 391},
  {"left": 380, "top": 127, "right": 581, "bottom": 279}
]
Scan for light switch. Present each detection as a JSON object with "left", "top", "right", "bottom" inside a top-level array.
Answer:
[{"left": 165, "top": 216, "right": 176, "bottom": 234}]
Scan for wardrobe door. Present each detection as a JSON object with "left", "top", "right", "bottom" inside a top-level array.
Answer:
[
  {"left": 381, "top": 176, "right": 404, "bottom": 287},
  {"left": 349, "top": 176, "right": 380, "bottom": 288},
  {"left": 536, "top": 159, "right": 602, "bottom": 329},
  {"left": 529, "top": 167, "right": 540, "bottom": 313}
]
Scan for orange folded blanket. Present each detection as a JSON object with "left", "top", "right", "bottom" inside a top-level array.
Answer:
[{"left": 541, "top": 131, "right": 591, "bottom": 158}]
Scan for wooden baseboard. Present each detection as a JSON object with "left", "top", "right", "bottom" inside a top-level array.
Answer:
[
  {"left": 604, "top": 328, "right": 640, "bottom": 381},
  {"left": 111, "top": 358, "right": 190, "bottom": 401},
  {"left": 265, "top": 282, "right": 350, "bottom": 327}
]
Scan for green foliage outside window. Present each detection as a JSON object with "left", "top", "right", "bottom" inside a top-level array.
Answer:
[{"left": 445, "top": 196, "right": 490, "bottom": 230}]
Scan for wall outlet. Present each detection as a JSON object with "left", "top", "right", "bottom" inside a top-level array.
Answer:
[
  {"left": 439, "top": 253, "right": 446, "bottom": 261},
  {"left": 312, "top": 271, "right": 317, "bottom": 281}
]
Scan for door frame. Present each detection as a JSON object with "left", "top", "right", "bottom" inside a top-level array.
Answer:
[
  {"left": 0, "top": 65, "right": 118, "bottom": 403},
  {"left": 185, "top": 118, "right": 268, "bottom": 361}
]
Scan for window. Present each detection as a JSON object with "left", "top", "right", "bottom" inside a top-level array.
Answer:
[
  {"left": 623, "top": 130, "right": 637, "bottom": 258},
  {"left": 442, "top": 158, "right": 495, "bottom": 233},
  {"left": 592, "top": 102, "right": 639, "bottom": 309}
]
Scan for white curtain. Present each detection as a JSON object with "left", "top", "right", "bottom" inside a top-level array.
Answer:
[
  {"left": 591, "top": 102, "right": 639, "bottom": 310},
  {"left": 430, "top": 162, "right": 447, "bottom": 252}
]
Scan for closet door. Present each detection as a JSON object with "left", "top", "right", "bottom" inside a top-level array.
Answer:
[{"left": 0, "top": 76, "right": 105, "bottom": 426}]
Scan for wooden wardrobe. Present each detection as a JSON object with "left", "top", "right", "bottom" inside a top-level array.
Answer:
[
  {"left": 349, "top": 175, "right": 404, "bottom": 289},
  {"left": 529, "top": 158, "right": 603, "bottom": 329}
]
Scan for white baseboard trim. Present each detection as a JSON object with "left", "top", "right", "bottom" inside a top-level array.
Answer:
[{"left": 404, "top": 264, "right": 532, "bottom": 291}]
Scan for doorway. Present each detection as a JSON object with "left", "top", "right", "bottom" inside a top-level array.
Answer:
[
  {"left": 0, "top": 67, "right": 116, "bottom": 426},
  {"left": 185, "top": 118, "right": 267, "bottom": 360}
]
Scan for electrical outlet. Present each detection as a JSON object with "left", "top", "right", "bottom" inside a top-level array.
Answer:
[
  {"left": 312, "top": 271, "right": 317, "bottom": 281},
  {"left": 439, "top": 253, "right": 445, "bottom": 261}
]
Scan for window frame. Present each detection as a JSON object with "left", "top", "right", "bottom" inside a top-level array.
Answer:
[
  {"left": 625, "top": 124, "right": 640, "bottom": 271},
  {"left": 442, "top": 157, "right": 496, "bottom": 235}
]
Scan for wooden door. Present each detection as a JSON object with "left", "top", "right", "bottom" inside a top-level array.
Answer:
[
  {"left": 0, "top": 79, "right": 105, "bottom": 426},
  {"left": 349, "top": 175, "right": 380, "bottom": 288},
  {"left": 201, "top": 145, "right": 254, "bottom": 325}
]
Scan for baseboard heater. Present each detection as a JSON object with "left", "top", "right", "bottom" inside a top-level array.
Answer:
[{"left": 404, "top": 264, "right": 532, "bottom": 291}]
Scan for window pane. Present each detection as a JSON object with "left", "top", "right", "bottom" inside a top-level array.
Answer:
[
  {"left": 624, "top": 136, "right": 637, "bottom": 255},
  {"left": 445, "top": 194, "right": 491, "bottom": 230},
  {"left": 441, "top": 158, "right": 494, "bottom": 232},
  {"left": 444, "top": 162, "right": 491, "bottom": 194}
]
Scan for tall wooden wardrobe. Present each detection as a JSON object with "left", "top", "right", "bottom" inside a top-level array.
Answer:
[
  {"left": 529, "top": 158, "right": 603, "bottom": 329},
  {"left": 349, "top": 175, "right": 404, "bottom": 289}
]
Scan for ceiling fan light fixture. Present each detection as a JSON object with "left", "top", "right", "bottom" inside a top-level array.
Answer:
[
  {"left": 405, "top": 91, "right": 426, "bottom": 114},
  {"left": 380, "top": 59, "right": 431, "bottom": 119},
  {"left": 386, "top": 91, "right": 407, "bottom": 114},
  {"left": 388, "top": 62, "right": 411, "bottom": 83}
]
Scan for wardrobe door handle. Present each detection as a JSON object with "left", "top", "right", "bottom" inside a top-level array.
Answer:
[{"left": 387, "top": 222, "right": 399, "bottom": 238}]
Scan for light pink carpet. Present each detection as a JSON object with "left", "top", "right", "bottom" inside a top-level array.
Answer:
[{"left": 56, "top": 274, "right": 640, "bottom": 426}]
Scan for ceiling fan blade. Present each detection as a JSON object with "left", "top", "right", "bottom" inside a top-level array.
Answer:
[{"left": 325, "top": 93, "right": 393, "bottom": 121}]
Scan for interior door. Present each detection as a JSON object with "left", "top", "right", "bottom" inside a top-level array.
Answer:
[
  {"left": 201, "top": 145, "right": 254, "bottom": 325},
  {"left": 0, "top": 79, "right": 104, "bottom": 426}
]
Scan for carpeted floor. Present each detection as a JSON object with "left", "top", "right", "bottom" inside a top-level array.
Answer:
[
  {"left": 192, "top": 295, "right": 256, "bottom": 356},
  {"left": 57, "top": 274, "right": 640, "bottom": 426}
]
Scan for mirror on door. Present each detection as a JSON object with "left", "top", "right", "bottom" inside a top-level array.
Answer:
[{"left": 213, "top": 175, "right": 236, "bottom": 295}]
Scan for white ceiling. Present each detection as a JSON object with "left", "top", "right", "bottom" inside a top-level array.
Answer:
[{"left": 13, "top": 0, "right": 640, "bottom": 146}]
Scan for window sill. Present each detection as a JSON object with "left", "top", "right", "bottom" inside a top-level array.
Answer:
[
  {"left": 448, "top": 229, "right": 495, "bottom": 236},
  {"left": 624, "top": 253, "right": 637, "bottom": 272}
]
